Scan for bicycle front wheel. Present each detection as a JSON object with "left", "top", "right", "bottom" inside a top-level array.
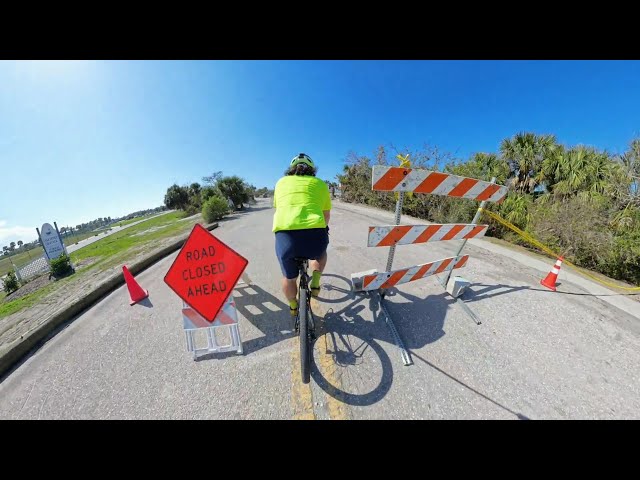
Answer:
[{"left": 299, "top": 288, "right": 311, "bottom": 384}]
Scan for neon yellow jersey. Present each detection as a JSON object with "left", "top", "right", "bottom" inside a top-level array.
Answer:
[{"left": 272, "top": 176, "right": 332, "bottom": 232}]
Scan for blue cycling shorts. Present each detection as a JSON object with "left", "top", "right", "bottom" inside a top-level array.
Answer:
[{"left": 275, "top": 228, "right": 329, "bottom": 279}]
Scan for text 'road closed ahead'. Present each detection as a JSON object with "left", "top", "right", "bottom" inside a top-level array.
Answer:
[
  {"left": 164, "top": 223, "right": 249, "bottom": 322},
  {"left": 182, "top": 246, "right": 227, "bottom": 297}
]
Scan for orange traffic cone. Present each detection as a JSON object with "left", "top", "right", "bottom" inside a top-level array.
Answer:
[
  {"left": 123, "top": 265, "right": 149, "bottom": 305},
  {"left": 540, "top": 257, "right": 564, "bottom": 291}
]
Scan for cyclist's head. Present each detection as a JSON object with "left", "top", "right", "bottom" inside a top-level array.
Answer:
[{"left": 286, "top": 153, "right": 317, "bottom": 176}]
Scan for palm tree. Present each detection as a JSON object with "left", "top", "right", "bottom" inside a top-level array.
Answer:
[
  {"left": 538, "top": 144, "right": 565, "bottom": 192},
  {"left": 499, "top": 193, "right": 532, "bottom": 229},
  {"left": 17, "top": 240, "right": 32, "bottom": 260},
  {"left": 539, "top": 145, "right": 620, "bottom": 203},
  {"left": 469, "top": 152, "right": 510, "bottom": 184},
  {"left": 550, "top": 146, "right": 591, "bottom": 198},
  {"left": 217, "top": 176, "right": 249, "bottom": 210},
  {"left": 621, "top": 138, "right": 640, "bottom": 202},
  {"left": 500, "top": 132, "right": 558, "bottom": 194}
]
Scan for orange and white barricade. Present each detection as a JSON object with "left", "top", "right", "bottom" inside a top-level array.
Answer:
[{"left": 350, "top": 156, "right": 508, "bottom": 364}]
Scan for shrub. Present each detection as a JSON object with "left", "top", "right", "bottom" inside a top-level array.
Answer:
[
  {"left": 50, "top": 254, "right": 74, "bottom": 279},
  {"left": 202, "top": 196, "right": 230, "bottom": 223},
  {"left": 183, "top": 204, "right": 200, "bottom": 217},
  {"left": 3, "top": 271, "right": 19, "bottom": 294},
  {"left": 201, "top": 186, "right": 223, "bottom": 203}
]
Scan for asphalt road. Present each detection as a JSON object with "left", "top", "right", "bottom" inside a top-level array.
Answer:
[{"left": 1, "top": 199, "right": 639, "bottom": 419}]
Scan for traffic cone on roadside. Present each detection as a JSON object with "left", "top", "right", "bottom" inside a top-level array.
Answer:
[
  {"left": 123, "top": 265, "right": 149, "bottom": 305},
  {"left": 540, "top": 257, "right": 564, "bottom": 292}
]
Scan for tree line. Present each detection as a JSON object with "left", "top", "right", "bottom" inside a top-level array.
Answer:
[
  {"left": 337, "top": 133, "right": 640, "bottom": 285},
  {"left": 163, "top": 172, "right": 274, "bottom": 223}
]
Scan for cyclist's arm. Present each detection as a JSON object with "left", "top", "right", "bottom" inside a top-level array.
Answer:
[{"left": 322, "top": 181, "right": 332, "bottom": 227}]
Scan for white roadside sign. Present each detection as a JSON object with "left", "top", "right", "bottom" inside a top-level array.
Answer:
[{"left": 41, "top": 223, "right": 66, "bottom": 260}]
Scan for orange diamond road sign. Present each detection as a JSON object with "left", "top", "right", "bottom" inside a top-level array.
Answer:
[{"left": 164, "top": 223, "right": 248, "bottom": 322}]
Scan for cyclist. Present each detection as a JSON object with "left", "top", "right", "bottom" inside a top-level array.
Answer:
[{"left": 273, "top": 153, "right": 331, "bottom": 317}]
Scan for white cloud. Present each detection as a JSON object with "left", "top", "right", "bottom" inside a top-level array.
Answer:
[{"left": 0, "top": 221, "right": 37, "bottom": 246}]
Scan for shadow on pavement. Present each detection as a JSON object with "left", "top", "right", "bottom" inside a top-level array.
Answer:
[
  {"left": 193, "top": 283, "right": 293, "bottom": 362},
  {"left": 232, "top": 283, "right": 295, "bottom": 355},
  {"left": 136, "top": 297, "right": 154, "bottom": 308},
  {"left": 463, "top": 282, "right": 639, "bottom": 300},
  {"left": 312, "top": 273, "right": 531, "bottom": 418},
  {"left": 230, "top": 204, "right": 272, "bottom": 215},
  {"left": 312, "top": 292, "right": 394, "bottom": 407},
  {"left": 409, "top": 351, "right": 531, "bottom": 420}
]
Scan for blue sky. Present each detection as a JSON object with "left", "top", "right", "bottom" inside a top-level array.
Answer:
[{"left": 1, "top": 60, "right": 639, "bottom": 245}]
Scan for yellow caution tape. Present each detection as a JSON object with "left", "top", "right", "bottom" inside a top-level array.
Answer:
[
  {"left": 479, "top": 207, "right": 640, "bottom": 292},
  {"left": 397, "top": 154, "right": 411, "bottom": 168},
  {"left": 395, "top": 154, "right": 413, "bottom": 200}
]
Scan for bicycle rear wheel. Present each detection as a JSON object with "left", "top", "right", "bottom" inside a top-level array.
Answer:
[{"left": 299, "top": 288, "right": 311, "bottom": 384}]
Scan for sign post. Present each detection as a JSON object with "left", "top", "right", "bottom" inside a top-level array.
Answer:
[
  {"left": 53, "top": 222, "right": 69, "bottom": 256},
  {"left": 164, "top": 224, "right": 249, "bottom": 359},
  {"left": 442, "top": 177, "right": 496, "bottom": 288}
]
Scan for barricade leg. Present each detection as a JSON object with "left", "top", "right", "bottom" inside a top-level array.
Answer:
[{"left": 231, "top": 324, "right": 243, "bottom": 354}]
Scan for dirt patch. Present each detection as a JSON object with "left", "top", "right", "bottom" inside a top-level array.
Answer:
[
  {"left": 3, "top": 274, "right": 54, "bottom": 302},
  {"left": 1, "top": 259, "right": 99, "bottom": 304}
]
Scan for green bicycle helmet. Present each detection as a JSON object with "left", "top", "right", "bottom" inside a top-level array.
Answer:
[{"left": 290, "top": 153, "right": 315, "bottom": 169}]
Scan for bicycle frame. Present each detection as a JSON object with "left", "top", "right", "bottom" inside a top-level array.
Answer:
[
  {"left": 295, "top": 258, "right": 315, "bottom": 384},
  {"left": 295, "top": 259, "right": 315, "bottom": 332}
]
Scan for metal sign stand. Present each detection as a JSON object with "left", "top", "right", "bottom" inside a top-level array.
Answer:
[
  {"left": 436, "top": 178, "right": 496, "bottom": 326},
  {"left": 53, "top": 222, "right": 70, "bottom": 257},
  {"left": 182, "top": 273, "right": 252, "bottom": 360},
  {"left": 442, "top": 178, "right": 496, "bottom": 287},
  {"left": 375, "top": 156, "right": 414, "bottom": 366},
  {"left": 183, "top": 297, "right": 243, "bottom": 359}
]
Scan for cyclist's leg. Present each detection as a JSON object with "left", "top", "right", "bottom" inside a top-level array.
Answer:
[
  {"left": 308, "top": 228, "right": 329, "bottom": 296},
  {"left": 275, "top": 231, "right": 301, "bottom": 314},
  {"left": 281, "top": 277, "right": 297, "bottom": 302},
  {"left": 309, "top": 251, "right": 326, "bottom": 297},
  {"left": 309, "top": 251, "right": 327, "bottom": 275},
  {"left": 282, "top": 277, "right": 298, "bottom": 316}
]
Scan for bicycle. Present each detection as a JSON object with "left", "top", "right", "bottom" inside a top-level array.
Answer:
[{"left": 293, "top": 257, "right": 317, "bottom": 384}]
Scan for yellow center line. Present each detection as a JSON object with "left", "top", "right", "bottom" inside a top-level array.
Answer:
[
  {"left": 311, "top": 296, "right": 350, "bottom": 420},
  {"left": 291, "top": 338, "right": 315, "bottom": 420},
  {"left": 290, "top": 292, "right": 350, "bottom": 420}
]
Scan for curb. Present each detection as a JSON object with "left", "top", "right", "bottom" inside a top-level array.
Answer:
[{"left": 0, "top": 222, "right": 219, "bottom": 380}]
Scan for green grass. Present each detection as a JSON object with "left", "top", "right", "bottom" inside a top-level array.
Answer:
[
  {"left": 71, "top": 211, "right": 189, "bottom": 264},
  {"left": 62, "top": 229, "right": 109, "bottom": 247},
  {"left": 115, "top": 213, "right": 158, "bottom": 228},
  {"left": 0, "top": 211, "right": 199, "bottom": 319},
  {"left": 0, "top": 281, "right": 59, "bottom": 318}
]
